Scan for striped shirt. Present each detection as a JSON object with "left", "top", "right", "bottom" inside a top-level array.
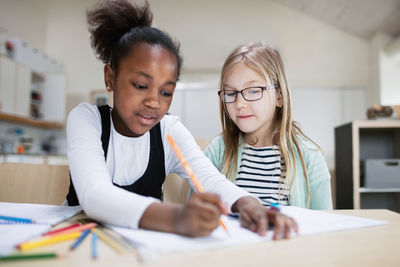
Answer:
[{"left": 235, "top": 144, "right": 289, "bottom": 207}]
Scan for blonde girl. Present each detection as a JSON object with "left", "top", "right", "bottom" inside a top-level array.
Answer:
[{"left": 204, "top": 42, "right": 332, "bottom": 209}]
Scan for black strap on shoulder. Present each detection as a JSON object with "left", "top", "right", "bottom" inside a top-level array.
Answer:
[
  {"left": 98, "top": 105, "right": 111, "bottom": 159},
  {"left": 66, "top": 105, "right": 111, "bottom": 206}
]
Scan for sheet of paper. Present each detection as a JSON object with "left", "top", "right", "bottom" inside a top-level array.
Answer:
[
  {"left": 0, "top": 202, "right": 82, "bottom": 256},
  {"left": 111, "top": 216, "right": 268, "bottom": 255},
  {"left": 0, "top": 224, "right": 51, "bottom": 256},
  {"left": 0, "top": 202, "right": 81, "bottom": 225},
  {"left": 110, "top": 206, "right": 387, "bottom": 258},
  {"left": 280, "top": 206, "right": 387, "bottom": 235}
]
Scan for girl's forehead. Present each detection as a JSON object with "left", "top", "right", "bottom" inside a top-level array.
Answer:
[
  {"left": 224, "top": 62, "right": 269, "bottom": 84},
  {"left": 119, "top": 43, "right": 178, "bottom": 77}
]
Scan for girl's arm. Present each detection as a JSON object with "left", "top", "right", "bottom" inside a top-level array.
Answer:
[
  {"left": 68, "top": 104, "right": 225, "bottom": 236},
  {"left": 67, "top": 104, "right": 159, "bottom": 228},
  {"left": 164, "top": 117, "right": 297, "bottom": 238},
  {"left": 304, "top": 144, "right": 333, "bottom": 210},
  {"left": 163, "top": 117, "right": 250, "bottom": 211}
]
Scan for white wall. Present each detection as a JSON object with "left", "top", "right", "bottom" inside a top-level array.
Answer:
[
  {"left": 0, "top": 0, "right": 48, "bottom": 52},
  {"left": 368, "top": 33, "right": 400, "bottom": 106},
  {"left": 0, "top": 0, "right": 371, "bottom": 105}
]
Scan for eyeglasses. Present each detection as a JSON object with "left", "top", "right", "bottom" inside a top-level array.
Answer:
[{"left": 218, "top": 86, "right": 278, "bottom": 103}]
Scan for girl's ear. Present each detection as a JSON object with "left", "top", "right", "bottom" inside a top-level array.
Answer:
[
  {"left": 276, "top": 88, "right": 283, "bottom": 108},
  {"left": 104, "top": 64, "right": 114, "bottom": 92}
]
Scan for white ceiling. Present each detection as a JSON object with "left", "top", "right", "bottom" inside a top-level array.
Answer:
[{"left": 271, "top": 0, "right": 400, "bottom": 39}]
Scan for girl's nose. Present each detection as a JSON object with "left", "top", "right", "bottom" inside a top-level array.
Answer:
[
  {"left": 144, "top": 89, "right": 160, "bottom": 109},
  {"left": 235, "top": 93, "right": 247, "bottom": 108}
]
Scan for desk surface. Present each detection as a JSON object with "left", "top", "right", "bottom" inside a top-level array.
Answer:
[{"left": 3, "top": 209, "right": 400, "bottom": 267}]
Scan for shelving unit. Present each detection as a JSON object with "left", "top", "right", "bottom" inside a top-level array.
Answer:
[
  {"left": 0, "top": 112, "right": 63, "bottom": 129},
  {"left": 335, "top": 120, "right": 400, "bottom": 212}
]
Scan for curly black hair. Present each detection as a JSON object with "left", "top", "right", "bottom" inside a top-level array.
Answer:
[{"left": 87, "top": 0, "right": 182, "bottom": 77}]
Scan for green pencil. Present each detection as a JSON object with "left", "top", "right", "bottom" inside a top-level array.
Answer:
[{"left": 0, "top": 252, "right": 59, "bottom": 262}]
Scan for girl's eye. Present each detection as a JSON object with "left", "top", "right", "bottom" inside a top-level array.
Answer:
[
  {"left": 133, "top": 82, "right": 147, "bottom": 89},
  {"left": 161, "top": 90, "right": 172, "bottom": 97},
  {"left": 225, "top": 91, "right": 236, "bottom": 97}
]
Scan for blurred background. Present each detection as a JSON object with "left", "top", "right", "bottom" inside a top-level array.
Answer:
[{"left": 0, "top": 0, "right": 399, "bottom": 210}]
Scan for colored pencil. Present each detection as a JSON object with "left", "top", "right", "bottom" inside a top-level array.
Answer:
[
  {"left": 167, "top": 135, "right": 229, "bottom": 234},
  {"left": 0, "top": 252, "right": 59, "bottom": 262},
  {"left": 49, "top": 222, "right": 96, "bottom": 237},
  {"left": 0, "top": 215, "right": 34, "bottom": 224},
  {"left": 92, "top": 232, "right": 98, "bottom": 259},
  {"left": 19, "top": 232, "right": 81, "bottom": 251},
  {"left": 91, "top": 228, "right": 126, "bottom": 254},
  {"left": 44, "top": 223, "right": 81, "bottom": 236},
  {"left": 70, "top": 229, "right": 91, "bottom": 250},
  {"left": 269, "top": 202, "right": 281, "bottom": 211}
]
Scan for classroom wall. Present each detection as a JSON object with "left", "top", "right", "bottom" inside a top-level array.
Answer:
[
  {"left": 0, "top": 0, "right": 371, "bottom": 106},
  {"left": 0, "top": 0, "right": 47, "bottom": 52}
]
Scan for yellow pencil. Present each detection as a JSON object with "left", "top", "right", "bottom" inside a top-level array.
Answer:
[
  {"left": 19, "top": 232, "right": 81, "bottom": 251},
  {"left": 167, "top": 135, "right": 229, "bottom": 234},
  {"left": 91, "top": 228, "right": 125, "bottom": 254}
]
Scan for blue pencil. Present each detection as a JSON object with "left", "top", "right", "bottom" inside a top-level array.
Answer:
[
  {"left": 70, "top": 229, "right": 91, "bottom": 251},
  {"left": 0, "top": 215, "right": 33, "bottom": 223},
  {"left": 92, "top": 232, "right": 98, "bottom": 259},
  {"left": 269, "top": 202, "right": 281, "bottom": 211}
]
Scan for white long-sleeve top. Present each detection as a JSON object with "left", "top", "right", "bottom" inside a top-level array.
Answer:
[{"left": 67, "top": 103, "right": 249, "bottom": 229}]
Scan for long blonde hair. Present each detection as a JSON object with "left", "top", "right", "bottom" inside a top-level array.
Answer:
[{"left": 219, "top": 42, "right": 320, "bottom": 207}]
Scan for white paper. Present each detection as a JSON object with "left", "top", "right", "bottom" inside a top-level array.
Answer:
[
  {"left": 0, "top": 224, "right": 51, "bottom": 256},
  {"left": 0, "top": 202, "right": 82, "bottom": 256},
  {"left": 110, "top": 206, "right": 387, "bottom": 259},
  {"left": 280, "top": 206, "right": 387, "bottom": 235},
  {"left": 0, "top": 202, "right": 81, "bottom": 225}
]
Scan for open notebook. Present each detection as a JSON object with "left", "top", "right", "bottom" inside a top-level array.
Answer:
[
  {"left": 110, "top": 206, "right": 387, "bottom": 261},
  {"left": 0, "top": 202, "right": 81, "bottom": 256}
]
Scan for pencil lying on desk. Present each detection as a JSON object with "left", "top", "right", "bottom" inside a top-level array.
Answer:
[
  {"left": 91, "top": 228, "right": 126, "bottom": 254},
  {"left": 70, "top": 229, "right": 91, "bottom": 251},
  {"left": 19, "top": 232, "right": 81, "bottom": 251},
  {"left": 0, "top": 252, "right": 60, "bottom": 262},
  {"left": 44, "top": 223, "right": 81, "bottom": 236},
  {"left": 0, "top": 215, "right": 34, "bottom": 224},
  {"left": 49, "top": 223, "right": 96, "bottom": 237},
  {"left": 167, "top": 135, "right": 229, "bottom": 234}
]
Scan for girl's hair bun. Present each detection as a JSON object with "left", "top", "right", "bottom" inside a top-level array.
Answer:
[{"left": 87, "top": 0, "right": 153, "bottom": 64}]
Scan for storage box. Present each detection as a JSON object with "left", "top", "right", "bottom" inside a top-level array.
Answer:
[{"left": 364, "top": 159, "right": 400, "bottom": 188}]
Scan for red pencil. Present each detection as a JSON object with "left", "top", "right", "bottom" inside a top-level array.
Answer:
[
  {"left": 43, "top": 223, "right": 81, "bottom": 236},
  {"left": 50, "top": 223, "right": 96, "bottom": 237}
]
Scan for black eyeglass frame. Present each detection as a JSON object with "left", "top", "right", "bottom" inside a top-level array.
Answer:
[{"left": 217, "top": 85, "right": 278, "bottom": 103}]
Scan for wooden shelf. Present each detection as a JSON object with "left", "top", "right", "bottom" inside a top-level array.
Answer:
[{"left": 0, "top": 112, "right": 64, "bottom": 129}]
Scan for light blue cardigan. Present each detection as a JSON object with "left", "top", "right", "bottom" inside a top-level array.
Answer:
[{"left": 203, "top": 135, "right": 333, "bottom": 210}]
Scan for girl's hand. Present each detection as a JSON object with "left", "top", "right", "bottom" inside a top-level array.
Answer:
[
  {"left": 173, "top": 192, "right": 225, "bottom": 237},
  {"left": 232, "top": 196, "right": 298, "bottom": 239}
]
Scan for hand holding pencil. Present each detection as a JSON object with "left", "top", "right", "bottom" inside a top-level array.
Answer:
[{"left": 167, "top": 135, "right": 229, "bottom": 237}]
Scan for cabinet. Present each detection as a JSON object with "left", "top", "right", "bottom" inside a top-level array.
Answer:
[
  {"left": 0, "top": 55, "right": 66, "bottom": 124},
  {"left": 14, "top": 64, "right": 31, "bottom": 117},
  {"left": 0, "top": 56, "right": 16, "bottom": 114},
  {"left": 335, "top": 120, "right": 400, "bottom": 212}
]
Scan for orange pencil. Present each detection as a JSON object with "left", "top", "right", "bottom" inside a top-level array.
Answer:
[{"left": 167, "top": 135, "right": 229, "bottom": 234}]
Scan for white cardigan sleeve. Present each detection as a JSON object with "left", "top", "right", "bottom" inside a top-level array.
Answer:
[
  {"left": 67, "top": 103, "right": 159, "bottom": 229},
  {"left": 162, "top": 116, "right": 250, "bottom": 212}
]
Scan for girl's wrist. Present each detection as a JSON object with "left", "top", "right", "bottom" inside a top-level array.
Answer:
[
  {"left": 139, "top": 202, "right": 181, "bottom": 233},
  {"left": 231, "top": 196, "right": 259, "bottom": 213}
]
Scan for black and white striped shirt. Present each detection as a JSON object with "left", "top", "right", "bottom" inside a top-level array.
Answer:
[{"left": 235, "top": 144, "right": 289, "bottom": 207}]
